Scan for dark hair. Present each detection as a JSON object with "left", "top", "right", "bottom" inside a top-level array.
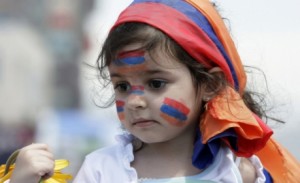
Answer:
[{"left": 97, "top": 23, "right": 272, "bottom": 121}]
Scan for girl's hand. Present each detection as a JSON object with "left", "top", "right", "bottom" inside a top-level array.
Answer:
[{"left": 9, "top": 143, "right": 55, "bottom": 183}]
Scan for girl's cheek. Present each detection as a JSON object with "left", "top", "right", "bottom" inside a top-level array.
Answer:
[
  {"left": 159, "top": 97, "right": 190, "bottom": 127},
  {"left": 116, "top": 100, "right": 125, "bottom": 122}
]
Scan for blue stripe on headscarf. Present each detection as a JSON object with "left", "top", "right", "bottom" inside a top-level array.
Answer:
[
  {"left": 131, "top": 0, "right": 239, "bottom": 90},
  {"left": 263, "top": 169, "right": 274, "bottom": 183},
  {"left": 192, "top": 128, "right": 237, "bottom": 169}
]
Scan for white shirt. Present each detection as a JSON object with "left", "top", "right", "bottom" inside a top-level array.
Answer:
[{"left": 73, "top": 134, "right": 266, "bottom": 183}]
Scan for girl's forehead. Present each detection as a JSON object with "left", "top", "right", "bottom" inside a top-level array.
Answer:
[{"left": 108, "top": 50, "right": 184, "bottom": 77}]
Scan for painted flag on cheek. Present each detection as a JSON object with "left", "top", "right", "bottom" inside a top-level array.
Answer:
[
  {"left": 116, "top": 100, "right": 125, "bottom": 121},
  {"left": 160, "top": 98, "right": 190, "bottom": 127},
  {"left": 114, "top": 51, "right": 147, "bottom": 73}
]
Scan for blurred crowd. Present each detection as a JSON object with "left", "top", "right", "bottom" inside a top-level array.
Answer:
[{"left": 0, "top": 0, "right": 118, "bottom": 175}]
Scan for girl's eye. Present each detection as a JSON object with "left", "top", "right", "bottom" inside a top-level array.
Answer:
[
  {"left": 115, "top": 82, "right": 131, "bottom": 92},
  {"left": 148, "top": 80, "right": 167, "bottom": 89}
]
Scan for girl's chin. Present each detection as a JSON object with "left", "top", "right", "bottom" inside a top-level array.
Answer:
[{"left": 133, "top": 135, "right": 169, "bottom": 145}]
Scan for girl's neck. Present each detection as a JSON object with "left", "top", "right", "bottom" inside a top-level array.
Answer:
[
  {"left": 132, "top": 126, "right": 196, "bottom": 158},
  {"left": 142, "top": 137, "right": 194, "bottom": 157},
  {"left": 131, "top": 132, "right": 201, "bottom": 179}
]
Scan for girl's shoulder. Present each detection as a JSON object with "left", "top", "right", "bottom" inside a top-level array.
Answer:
[
  {"left": 199, "top": 146, "right": 242, "bottom": 181},
  {"left": 214, "top": 146, "right": 266, "bottom": 183},
  {"left": 73, "top": 134, "right": 137, "bottom": 182}
]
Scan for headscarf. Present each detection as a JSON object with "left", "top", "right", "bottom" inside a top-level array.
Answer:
[
  {"left": 111, "top": 0, "right": 300, "bottom": 182},
  {"left": 112, "top": 0, "right": 246, "bottom": 93}
]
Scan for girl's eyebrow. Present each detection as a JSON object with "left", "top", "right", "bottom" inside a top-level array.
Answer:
[
  {"left": 145, "top": 69, "right": 169, "bottom": 75},
  {"left": 110, "top": 73, "right": 122, "bottom": 78}
]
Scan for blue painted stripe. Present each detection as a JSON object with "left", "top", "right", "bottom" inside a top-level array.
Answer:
[
  {"left": 131, "top": 90, "right": 144, "bottom": 95},
  {"left": 117, "top": 107, "right": 124, "bottom": 112},
  {"left": 160, "top": 104, "right": 187, "bottom": 121},
  {"left": 115, "top": 56, "right": 145, "bottom": 66}
]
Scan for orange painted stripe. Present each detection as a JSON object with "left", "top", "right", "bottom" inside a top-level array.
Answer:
[
  {"left": 118, "top": 113, "right": 125, "bottom": 121},
  {"left": 116, "top": 64, "right": 147, "bottom": 73},
  {"left": 160, "top": 113, "right": 186, "bottom": 127}
]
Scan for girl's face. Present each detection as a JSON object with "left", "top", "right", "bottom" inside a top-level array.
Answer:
[{"left": 108, "top": 44, "right": 204, "bottom": 144}]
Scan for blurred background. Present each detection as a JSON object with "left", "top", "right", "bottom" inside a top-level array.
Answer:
[
  {"left": 0, "top": 0, "right": 299, "bottom": 178},
  {"left": 0, "top": 0, "right": 121, "bottom": 175}
]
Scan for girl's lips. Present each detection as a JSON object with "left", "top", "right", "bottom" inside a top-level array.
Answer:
[{"left": 133, "top": 120, "right": 157, "bottom": 127}]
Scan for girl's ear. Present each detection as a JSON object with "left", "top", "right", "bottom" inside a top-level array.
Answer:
[{"left": 202, "top": 67, "right": 224, "bottom": 102}]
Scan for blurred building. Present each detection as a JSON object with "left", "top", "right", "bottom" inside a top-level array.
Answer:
[{"left": 0, "top": 22, "right": 53, "bottom": 123}]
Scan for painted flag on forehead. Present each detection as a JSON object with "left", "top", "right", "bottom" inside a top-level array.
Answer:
[
  {"left": 114, "top": 51, "right": 147, "bottom": 73},
  {"left": 115, "top": 51, "right": 145, "bottom": 66}
]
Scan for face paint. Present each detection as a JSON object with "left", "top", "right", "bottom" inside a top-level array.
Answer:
[
  {"left": 113, "top": 51, "right": 147, "bottom": 73},
  {"left": 160, "top": 97, "right": 190, "bottom": 127},
  {"left": 116, "top": 100, "right": 125, "bottom": 121},
  {"left": 130, "top": 85, "right": 144, "bottom": 95}
]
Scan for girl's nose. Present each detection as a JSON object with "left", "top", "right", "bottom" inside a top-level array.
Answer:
[{"left": 127, "top": 94, "right": 147, "bottom": 110}]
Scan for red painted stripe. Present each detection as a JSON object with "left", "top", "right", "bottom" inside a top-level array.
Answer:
[
  {"left": 116, "top": 100, "right": 125, "bottom": 107},
  {"left": 163, "top": 98, "right": 190, "bottom": 115},
  {"left": 131, "top": 85, "right": 144, "bottom": 91},
  {"left": 117, "top": 50, "right": 145, "bottom": 59}
]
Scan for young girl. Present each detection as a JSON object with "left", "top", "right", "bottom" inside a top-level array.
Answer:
[
  {"left": 72, "top": 0, "right": 300, "bottom": 182},
  {"left": 4, "top": 0, "right": 300, "bottom": 182}
]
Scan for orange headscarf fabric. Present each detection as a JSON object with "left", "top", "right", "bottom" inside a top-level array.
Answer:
[
  {"left": 257, "top": 139, "right": 300, "bottom": 183},
  {"left": 200, "top": 87, "right": 273, "bottom": 157},
  {"left": 186, "top": 0, "right": 246, "bottom": 94},
  {"left": 186, "top": 0, "right": 300, "bottom": 182}
]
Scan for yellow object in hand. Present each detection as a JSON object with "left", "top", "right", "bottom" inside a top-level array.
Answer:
[{"left": 0, "top": 150, "right": 72, "bottom": 183}]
